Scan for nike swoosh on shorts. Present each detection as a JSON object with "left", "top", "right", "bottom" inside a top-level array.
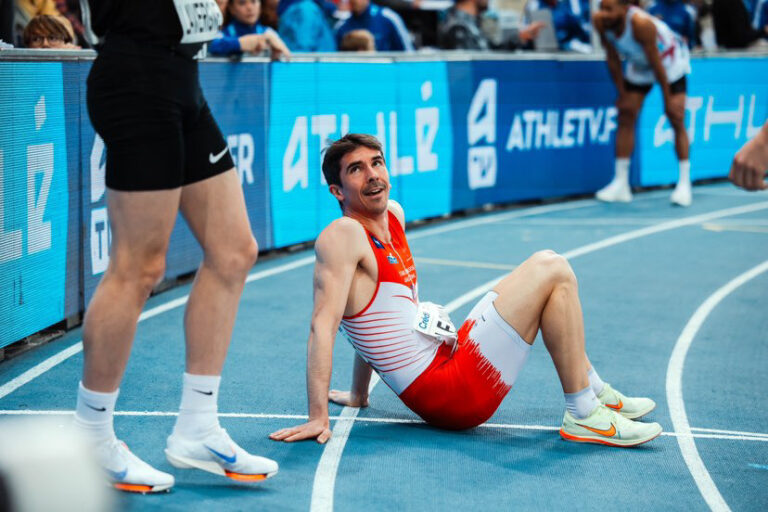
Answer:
[{"left": 209, "top": 147, "right": 228, "bottom": 164}]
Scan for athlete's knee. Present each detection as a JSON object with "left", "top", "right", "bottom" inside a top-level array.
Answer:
[
  {"left": 618, "top": 107, "right": 639, "bottom": 125},
  {"left": 109, "top": 250, "right": 167, "bottom": 297},
  {"left": 205, "top": 234, "right": 258, "bottom": 281},
  {"left": 531, "top": 250, "right": 576, "bottom": 287}
]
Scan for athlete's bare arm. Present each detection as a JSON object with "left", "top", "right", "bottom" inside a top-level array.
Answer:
[
  {"left": 730, "top": 121, "right": 768, "bottom": 191},
  {"left": 593, "top": 14, "right": 624, "bottom": 94},
  {"left": 633, "top": 15, "right": 672, "bottom": 104},
  {"left": 269, "top": 218, "right": 367, "bottom": 443}
]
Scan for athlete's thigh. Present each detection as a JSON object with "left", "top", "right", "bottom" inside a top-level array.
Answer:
[
  {"left": 106, "top": 188, "right": 181, "bottom": 268},
  {"left": 179, "top": 169, "right": 254, "bottom": 253},
  {"left": 490, "top": 252, "right": 560, "bottom": 343}
]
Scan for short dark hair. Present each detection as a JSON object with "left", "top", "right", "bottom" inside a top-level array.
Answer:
[{"left": 321, "top": 134, "right": 384, "bottom": 188}]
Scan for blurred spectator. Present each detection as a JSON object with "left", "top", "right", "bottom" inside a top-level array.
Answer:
[
  {"left": 260, "top": 0, "right": 280, "bottom": 29},
  {"left": 524, "top": 0, "right": 591, "bottom": 51},
  {"left": 23, "top": 14, "right": 79, "bottom": 48},
  {"left": 278, "top": 0, "right": 337, "bottom": 51},
  {"left": 336, "top": 0, "right": 414, "bottom": 51},
  {"left": 439, "top": 0, "right": 543, "bottom": 50},
  {"left": 754, "top": 0, "right": 768, "bottom": 38},
  {"left": 210, "top": 0, "right": 291, "bottom": 57},
  {"left": 646, "top": 0, "right": 697, "bottom": 47},
  {"left": 53, "top": 0, "right": 89, "bottom": 47},
  {"left": 340, "top": 28, "right": 376, "bottom": 50},
  {"left": 13, "top": 0, "right": 65, "bottom": 47},
  {"left": 712, "top": 0, "right": 762, "bottom": 47}
]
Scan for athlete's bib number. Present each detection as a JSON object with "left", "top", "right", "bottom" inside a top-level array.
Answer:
[
  {"left": 413, "top": 302, "right": 458, "bottom": 348},
  {"left": 173, "top": 0, "right": 222, "bottom": 44}
]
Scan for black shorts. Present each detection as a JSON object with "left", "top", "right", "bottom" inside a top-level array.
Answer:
[
  {"left": 624, "top": 75, "right": 687, "bottom": 96},
  {"left": 86, "top": 36, "right": 234, "bottom": 191}
]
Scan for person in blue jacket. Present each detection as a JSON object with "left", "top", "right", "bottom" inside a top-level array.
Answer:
[
  {"left": 278, "top": 0, "right": 337, "bottom": 51},
  {"left": 336, "top": 0, "right": 414, "bottom": 51},
  {"left": 647, "top": 0, "right": 697, "bottom": 47},
  {"left": 525, "top": 0, "right": 591, "bottom": 51},
  {"left": 210, "top": 0, "right": 290, "bottom": 56}
]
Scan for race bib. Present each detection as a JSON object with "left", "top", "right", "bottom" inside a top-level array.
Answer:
[
  {"left": 413, "top": 302, "right": 458, "bottom": 347},
  {"left": 174, "top": 0, "right": 223, "bottom": 44}
]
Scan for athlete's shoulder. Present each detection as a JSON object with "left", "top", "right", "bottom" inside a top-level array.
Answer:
[
  {"left": 317, "top": 217, "right": 367, "bottom": 255},
  {"left": 631, "top": 10, "right": 656, "bottom": 41},
  {"left": 387, "top": 200, "right": 406, "bottom": 228}
]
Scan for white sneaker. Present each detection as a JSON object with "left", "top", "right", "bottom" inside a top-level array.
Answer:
[
  {"left": 670, "top": 181, "right": 692, "bottom": 206},
  {"left": 596, "top": 179, "right": 633, "bottom": 203},
  {"left": 96, "top": 437, "right": 174, "bottom": 493},
  {"left": 597, "top": 383, "right": 656, "bottom": 420},
  {"left": 560, "top": 405, "right": 662, "bottom": 447},
  {"left": 165, "top": 428, "right": 278, "bottom": 482}
]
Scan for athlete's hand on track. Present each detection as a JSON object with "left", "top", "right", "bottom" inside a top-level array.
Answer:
[
  {"left": 269, "top": 419, "right": 332, "bottom": 444},
  {"left": 729, "top": 124, "right": 768, "bottom": 191},
  {"left": 328, "top": 390, "right": 369, "bottom": 408}
]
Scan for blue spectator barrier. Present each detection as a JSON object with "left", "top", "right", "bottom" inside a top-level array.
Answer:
[
  {"left": 1, "top": 52, "right": 766, "bottom": 347},
  {"left": 638, "top": 56, "right": 768, "bottom": 186},
  {"left": 268, "top": 61, "right": 453, "bottom": 247},
  {"left": 1, "top": 62, "right": 72, "bottom": 347},
  {"left": 448, "top": 60, "right": 620, "bottom": 211}
]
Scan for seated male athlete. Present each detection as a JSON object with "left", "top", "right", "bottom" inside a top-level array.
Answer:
[{"left": 270, "top": 134, "right": 662, "bottom": 447}]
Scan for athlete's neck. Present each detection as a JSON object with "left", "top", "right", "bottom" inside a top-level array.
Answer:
[
  {"left": 612, "top": 8, "right": 628, "bottom": 37},
  {"left": 344, "top": 210, "right": 391, "bottom": 244}
]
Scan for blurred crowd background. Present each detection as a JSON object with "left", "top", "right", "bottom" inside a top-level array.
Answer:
[{"left": 1, "top": 0, "right": 767, "bottom": 55}]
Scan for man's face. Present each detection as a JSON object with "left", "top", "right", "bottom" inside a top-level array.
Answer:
[
  {"left": 229, "top": 0, "right": 261, "bottom": 25},
  {"left": 350, "top": 0, "right": 370, "bottom": 16},
  {"left": 333, "top": 146, "right": 391, "bottom": 216},
  {"left": 599, "top": 0, "right": 626, "bottom": 26}
]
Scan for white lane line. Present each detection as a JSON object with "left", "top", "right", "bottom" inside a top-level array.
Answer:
[
  {"left": 666, "top": 259, "right": 768, "bottom": 512},
  {"left": 313, "top": 199, "right": 768, "bottom": 511},
  {"left": 691, "top": 427, "right": 768, "bottom": 439},
  {"left": 0, "top": 255, "right": 316, "bottom": 401},
  {"left": 702, "top": 223, "right": 768, "bottom": 234},
  {"left": 3, "top": 409, "right": 768, "bottom": 443},
  {"left": 416, "top": 257, "right": 517, "bottom": 271},
  {"left": 310, "top": 374, "right": 380, "bottom": 512}
]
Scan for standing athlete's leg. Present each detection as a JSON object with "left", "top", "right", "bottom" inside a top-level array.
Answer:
[
  {"left": 163, "top": 168, "right": 278, "bottom": 480},
  {"left": 667, "top": 89, "right": 693, "bottom": 206},
  {"left": 76, "top": 188, "right": 180, "bottom": 493},
  {"left": 491, "top": 250, "right": 662, "bottom": 446},
  {"left": 596, "top": 89, "right": 648, "bottom": 203}
]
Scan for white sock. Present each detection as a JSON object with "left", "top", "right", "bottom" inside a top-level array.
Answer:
[
  {"left": 614, "top": 158, "right": 630, "bottom": 185},
  {"left": 74, "top": 382, "right": 118, "bottom": 442},
  {"left": 173, "top": 373, "right": 221, "bottom": 439},
  {"left": 587, "top": 367, "right": 605, "bottom": 396},
  {"left": 565, "top": 385, "right": 600, "bottom": 419},
  {"left": 678, "top": 160, "right": 691, "bottom": 186}
]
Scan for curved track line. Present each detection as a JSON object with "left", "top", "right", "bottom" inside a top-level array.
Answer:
[
  {"left": 666, "top": 259, "right": 768, "bottom": 512},
  {"left": 311, "top": 200, "right": 768, "bottom": 512}
]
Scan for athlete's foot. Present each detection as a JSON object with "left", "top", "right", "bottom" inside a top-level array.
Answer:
[
  {"left": 597, "top": 383, "right": 656, "bottom": 420},
  {"left": 670, "top": 181, "right": 692, "bottom": 207},
  {"left": 559, "top": 405, "right": 662, "bottom": 447},
  {"left": 165, "top": 427, "right": 278, "bottom": 482},
  {"left": 596, "top": 180, "right": 633, "bottom": 203},
  {"left": 96, "top": 437, "right": 174, "bottom": 493}
]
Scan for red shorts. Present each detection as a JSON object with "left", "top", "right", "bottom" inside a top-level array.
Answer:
[{"left": 399, "top": 292, "right": 531, "bottom": 430}]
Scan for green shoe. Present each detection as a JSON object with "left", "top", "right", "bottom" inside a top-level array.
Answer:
[
  {"left": 598, "top": 383, "right": 656, "bottom": 420},
  {"left": 560, "top": 405, "right": 662, "bottom": 447}
]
